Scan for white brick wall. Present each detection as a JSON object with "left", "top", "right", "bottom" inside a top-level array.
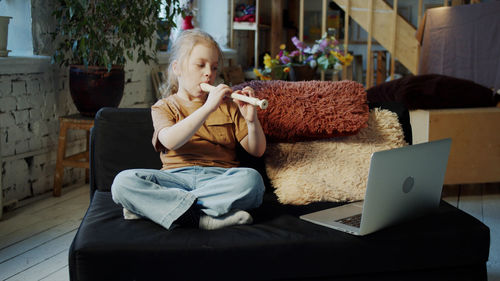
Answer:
[{"left": 0, "top": 58, "right": 154, "bottom": 208}]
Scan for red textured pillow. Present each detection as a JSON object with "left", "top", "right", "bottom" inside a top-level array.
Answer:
[{"left": 233, "top": 80, "right": 369, "bottom": 142}]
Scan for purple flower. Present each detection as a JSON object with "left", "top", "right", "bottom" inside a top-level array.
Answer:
[
  {"left": 291, "top": 36, "right": 306, "bottom": 51},
  {"left": 280, "top": 55, "right": 291, "bottom": 64}
]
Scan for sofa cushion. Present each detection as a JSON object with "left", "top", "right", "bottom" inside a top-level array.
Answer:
[
  {"left": 69, "top": 191, "right": 490, "bottom": 281},
  {"left": 233, "top": 80, "right": 369, "bottom": 142},
  {"left": 90, "top": 108, "right": 162, "bottom": 196},
  {"left": 266, "top": 108, "right": 407, "bottom": 205},
  {"left": 367, "top": 74, "right": 497, "bottom": 110}
]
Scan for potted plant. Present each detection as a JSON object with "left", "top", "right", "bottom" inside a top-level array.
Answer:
[{"left": 51, "top": 0, "right": 182, "bottom": 116}]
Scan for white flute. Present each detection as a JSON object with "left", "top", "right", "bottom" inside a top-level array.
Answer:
[{"left": 200, "top": 83, "right": 268, "bottom": 110}]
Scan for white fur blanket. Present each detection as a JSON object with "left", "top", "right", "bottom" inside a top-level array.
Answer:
[{"left": 265, "top": 109, "right": 408, "bottom": 205}]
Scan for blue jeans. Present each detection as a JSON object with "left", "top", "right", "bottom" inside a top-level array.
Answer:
[{"left": 111, "top": 166, "right": 265, "bottom": 230}]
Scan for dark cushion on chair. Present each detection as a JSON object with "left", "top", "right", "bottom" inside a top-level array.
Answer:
[
  {"left": 69, "top": 191, "right": 489, "bottom": 281},
  {"left": 367, "top": 74, "right": 497, "bottom": 110}
]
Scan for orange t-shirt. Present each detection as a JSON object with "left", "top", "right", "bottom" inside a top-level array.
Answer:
[{"left": 151, "top": 94, "right": 248, "bottom": 170}]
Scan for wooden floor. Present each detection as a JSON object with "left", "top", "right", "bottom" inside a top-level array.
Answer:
[
  {"left": 0, "top": 184, "right": 89, "bottom": 281},
  {"left": 0, "top": 183, "right": 499, "bottom": 281}
]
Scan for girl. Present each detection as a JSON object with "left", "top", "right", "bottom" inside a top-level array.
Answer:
[{"left": 111, "top": 29, "right": 266, "bottom": 230}]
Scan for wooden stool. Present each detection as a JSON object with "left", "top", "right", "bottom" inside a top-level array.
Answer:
[{"left": 53, "top": 114, "right": 94, "bottom": 197}]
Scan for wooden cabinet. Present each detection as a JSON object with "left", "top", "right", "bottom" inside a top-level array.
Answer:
[{"left": 410, "top": 107, "right": 500, "bottom": 185}]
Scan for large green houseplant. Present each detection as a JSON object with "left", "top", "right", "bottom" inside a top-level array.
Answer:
[{"left": 51, "top": 0, "right": 182, "bottom": 116}]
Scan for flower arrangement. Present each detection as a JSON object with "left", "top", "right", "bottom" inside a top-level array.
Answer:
[
  {"left": 254, "top": 33, "right": 353, "bottom": 81},
  {"left": 180, "top": 0, "right": 196, "bottom": 30}
]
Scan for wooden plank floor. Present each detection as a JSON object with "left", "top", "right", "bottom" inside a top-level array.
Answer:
[
  {"left": 0, "top": 184, "right": 89, "bottom": 281},
  {"left": 0, "top": 183, "right": 499, "bottom": 281}
]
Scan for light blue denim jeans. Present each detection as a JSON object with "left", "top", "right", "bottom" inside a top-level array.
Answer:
[{"left": 111, "top": 166, "right": 265, "bottom": 230}]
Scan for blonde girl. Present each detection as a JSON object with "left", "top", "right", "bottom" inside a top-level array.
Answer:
[{"left": 111, "top": 29, "right": 266, "bottom": 230}]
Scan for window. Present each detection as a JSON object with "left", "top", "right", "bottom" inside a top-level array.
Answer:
[{"left": 0, "top": 0, "right": 34, "bottom": 56}]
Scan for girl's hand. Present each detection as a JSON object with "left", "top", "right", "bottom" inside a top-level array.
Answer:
[
  {"left": 237, "top": 86, "right": 266, "bottom": 157},
  {"left": 235, "top": 86, "right": 257, "bottom": 123},
  {"left": 203, "top": 84, "right": 232, "bottom": 113}
]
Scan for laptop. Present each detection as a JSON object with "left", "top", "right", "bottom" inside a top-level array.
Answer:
[{"left": 300, "top": 138, "right": 452, "bottom": 236}]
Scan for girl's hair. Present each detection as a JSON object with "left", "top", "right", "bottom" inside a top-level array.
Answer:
[{"left": 161, "top": 29, "right": 223, "bottom": 97}]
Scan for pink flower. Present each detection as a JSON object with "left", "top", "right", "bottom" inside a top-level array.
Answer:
[
  {"left": 319, "top": 39, "right": 328, "bottom": 52},
  {"left": 290, "top": 50, "right": 300, "bottom": 57}
]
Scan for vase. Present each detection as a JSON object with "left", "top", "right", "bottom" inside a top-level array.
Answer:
[
  {"left": 289, "top": 64, "right": 317, "bottom": 81},
  {"left": 181, "top": 16, "right": 194, "bottom": 30},
  {"left": 69, "top": 65, "right": 125, "bottom": 117},
  {"left": 0, "top": 16, "right": 12, "bottom": 57}
]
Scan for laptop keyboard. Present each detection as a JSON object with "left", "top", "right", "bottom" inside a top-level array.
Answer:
[{"left": 336, "top": 214, "right": 362, "bottom": 228}]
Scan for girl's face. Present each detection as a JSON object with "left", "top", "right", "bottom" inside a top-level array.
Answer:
[{"left": 174, "top": 42, "right": 219, "bottom": 101}]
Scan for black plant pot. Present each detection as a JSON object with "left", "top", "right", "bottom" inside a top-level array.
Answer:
[{"left": 69, "top": 65, "right": 125, "bottom": 116}]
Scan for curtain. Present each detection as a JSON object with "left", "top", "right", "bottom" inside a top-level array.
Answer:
[{"left": 417, "top": 1, "right": 500, "bottom": 91}]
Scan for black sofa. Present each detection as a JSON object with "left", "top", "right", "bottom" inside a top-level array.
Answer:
[{"left": 69, "top": 105, "right": 490, "bottom": 281}]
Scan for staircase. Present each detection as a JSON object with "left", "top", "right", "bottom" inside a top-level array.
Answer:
[{"left": 333, "top": 0, "right": 420, "bottom": 75}]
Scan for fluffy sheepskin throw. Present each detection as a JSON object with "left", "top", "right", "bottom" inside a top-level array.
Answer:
[
  {"left": 265, "top": 108, "right": 407, "bottom": 205},
  {"left": 233, "top": 80, "right": 369, "bottom": 142}
]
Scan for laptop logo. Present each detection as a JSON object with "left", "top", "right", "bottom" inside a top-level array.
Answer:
[{"left": 402, "top": 176, "right": 415, "bottom": 193}]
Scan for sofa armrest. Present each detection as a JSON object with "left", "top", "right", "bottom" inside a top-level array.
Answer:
[{"left": 89, "top": 107, "right": 162, "bottom": 198}]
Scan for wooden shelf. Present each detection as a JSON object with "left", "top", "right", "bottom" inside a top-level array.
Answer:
[
  {"left": 233, "top": 21, "right": 256, "bottom": 30},
  {"left": 230, "top": 0, "right": 270, "bottom": 70},
  {"left": 233, "top": 22, "right": 270, "bottom": 31}
]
